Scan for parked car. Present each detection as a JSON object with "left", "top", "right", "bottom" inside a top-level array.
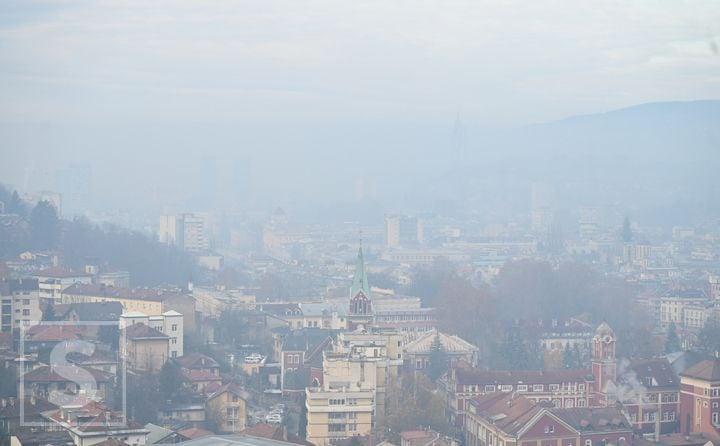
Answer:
[{"left": 266, "top": 413, "right": 282, "bottom": 424}]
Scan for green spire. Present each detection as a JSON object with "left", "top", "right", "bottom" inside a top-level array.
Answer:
[{"left": 350, "top": 245, "right": 371, "bottom": 299}]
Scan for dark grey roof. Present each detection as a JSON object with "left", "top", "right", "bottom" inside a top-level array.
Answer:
[
  {"left": 626, "top": 358, "right": 679, "bottom": 389},
  {"left": 551, "top": 407, "right": 632, "bottom": 433},
  {"left": 64, "top": 302, "right": 124, "bottom": 321},
  {"left": 177, "top": 434, "right": 302, "bottom": 446}
]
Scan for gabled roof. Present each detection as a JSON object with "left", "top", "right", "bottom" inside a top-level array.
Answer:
[
  {"left": 25, "top": 325, "right": 86, "bottom": 342},
  {"left": 177, "top": 427, "right": 213, "bottom": 439},
  {"left": 207, "top": 383, "right": 251, "bottom": 402},
  {"left": 241, "top": 423, "right": 314, "bottom": 446},
  {"left": 625, "top": 358, "right": 679, "bottom": 389},
  {"left": 65, "top": 302, "right": 124, "bottom": 322},
  {"left": 176, "top": 352, "right": 219, "bottom": 370},
  {"left": 468, "top": 393, "right": 545, "bottom": 436},
  {"left": 124, "top": 323, "right": 169, "bottom": 340},
  {"left": 455, "top": 367, "right": 590, "bottom": 386},
  {"left": 23, "top": 365, "right": 114, "bottom": 383},
  {"left": 551, "top": 407, "right": 632, "bottom": 433},
  {"left": 182, "top": 368, "right": 222, "bottom": 383},
  {"left": 404, "top": 329, "right": 478, "bottom": 354},
  {"left": 680, "top": 359, "right": 720, "bottom": 382}
]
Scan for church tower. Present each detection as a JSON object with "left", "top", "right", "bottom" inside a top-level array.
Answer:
[
  {"left": 590, "top": 322, "right": 617, "bottom": 407},
  {"left": 347, "top": 244, "right": 374, "bottom": 330}
]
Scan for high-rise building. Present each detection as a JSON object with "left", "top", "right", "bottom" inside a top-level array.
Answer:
[
  {"left": 579, "top": 206, "right": 601, "bottom": 241},
  {"left": 385, "top": 215, "right": 423, "bottom": 248},
  {"left": 530, "top": 183, "right": 554, "bottom": 234},
  {"left": 158, "top": 213, "right": 209, "bottom": 253}
]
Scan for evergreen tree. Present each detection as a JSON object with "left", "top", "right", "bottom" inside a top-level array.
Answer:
[
  {"left": 428, "top": 332, "right": 448, "bottom": 381},
  {"left": 29, "top": 200, "right": 60, "bottom": 250},
  {"left": 298, "top": 392, "right": 308, "bottom": 439},
  {"left": 665, "top": 322, "right": 682, "bottom": 353},
  {"left": 621, "top": 216, "right": 633, "bottom": 243},
  {"left": 42, "top": 302, "right": 56, "bottom": 321},
  {"left": 159, "top": 361, "right": 184, "bottom": 402},
  {"left": 500, "top": 330, "right": 530, "bottom": 370}
]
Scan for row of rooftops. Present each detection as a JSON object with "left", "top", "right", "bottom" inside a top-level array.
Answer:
[{"left": 468, "top": 392, "right": 632, "bottom": 437}]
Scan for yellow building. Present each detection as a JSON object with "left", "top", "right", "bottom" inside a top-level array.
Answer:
[
  {"left": 305, "top": 329, "right": 404, "bottom": 446},
  {"left": 206, "top": 383, "right": 250, "bottom": 433},
  {"left": 121, "top": 323, "right": 170, "bottom": 372}
]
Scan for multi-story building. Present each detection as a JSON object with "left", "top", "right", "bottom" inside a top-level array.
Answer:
[
  {"left": 62, "top": 283, "right": 196, "bottom": 333},
  {"left": 442, "top": 366, "right": 591, "bottom": 427},
  {"left": 403, "top": 329, "right": 479, "bottom": 371},
  {"left": 679, "top": 359, "right": 720, "bottom": 438},
  {"left": 304, "top": 329, "right": 404, "bottom": 446},
  {"left": 620, "top": 358, "right": 680, "bottom": 434},
  {"left": 589, "top": 323, "right": 617, "bottom": 407},
  {"left": 205, "top": 383, "right": 250, "bottom": 434},
  {"left": 385, "top": 215, "right": 424, "bottom": 248},
  {"left": 464, "top": 393, "right": 633, "bottom": 446},
  {"left": 659, "top": 290, "right": 710, "bottom": 330},
  {"left": 159, "top": 213, "right": 210, "bottom": 253},
  {"left": 120, "top": 311, "right": 184, "bottom": 359},
  {"left": 33, "top": 267, "right": 93, "bottom": 302},
  {"left": 0, "top": 278, "right": 42, "bottom": 333},
  {"left": 120, "top": 322, "right": 170, "bottom": 372}
]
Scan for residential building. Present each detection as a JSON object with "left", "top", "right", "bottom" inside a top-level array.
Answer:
[
  {"left": 120, "top": 323, "right": 170, "bottom": 372},
  {"left": 442, "top": 366, "right": 591, "bottom": 427},
  {"left": 159, "top": 213, "right": 210, "bottom": 253},
  {"left": 0, "top": 278, "right": 42, "bottom": 334},
  {"left": 620, "top": 358, "right": 680, "bottom": 434},
  {"left": 385, "top": 215, "right": 424, "bottom": 248},
  {"left": 205, "top": 383, "right": 250, "bottom": 433},
  {"left": 33, "top": 268, "right": 93, "bottom": 302},
  {"left": 464, "top": 393, "right": 632, "bottom": 446},
  {"left": 120, "top": 311, "right": 183, "bottom": 358},
  {"left": 679, "top": 359, "right": 720, "bottom": 439},
  {"left": 42, "top": 401, "right": 149, "bottom": 446},
  {"left": 62, "top": 284, "right": 195, "bottom": 333},
  {"left": 403, "top": 329, "right": 479, "bottom": 371}
]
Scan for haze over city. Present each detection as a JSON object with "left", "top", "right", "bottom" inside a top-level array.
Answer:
[{"left": 2, "top": 3, "right": 720, "bottom": 446}]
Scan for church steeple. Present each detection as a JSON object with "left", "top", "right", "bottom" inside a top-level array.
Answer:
[
  {"left": 350, "top": 243, "right": 371, "bottom": 300},
  {"left": 348, "top": 243, "right": 374, "bottom": 327}
]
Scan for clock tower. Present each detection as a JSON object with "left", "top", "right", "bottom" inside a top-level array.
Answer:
[{"left": 590, "top": 322, "right": 617, "bottom": 407}]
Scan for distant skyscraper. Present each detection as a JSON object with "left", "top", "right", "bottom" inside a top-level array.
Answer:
[
  {"left": 530, "top": 182, "right": 554, "bottom": 234},
  {"left": 579, "top": 206, "right": 601, "bottom": 241},
  {"left": 158, "top": 213, "right": 209, "bottom": 253},
  {"left": 385, "top": 215, "right": 423, "bottom": 248},
  {"left": 55, "top": 163, "right": 92, "bottom": 216}
]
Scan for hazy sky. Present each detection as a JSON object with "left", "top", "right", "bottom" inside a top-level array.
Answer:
[{"left": 1, "top": 0, "right": 719, "bottom": 215}]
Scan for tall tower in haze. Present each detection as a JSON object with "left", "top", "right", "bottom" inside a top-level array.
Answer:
[
  {"left": 590, "top": 322, "right": 617, "bottom": 407},
  {"left": 347, "top": 244, "right": 374, "bottom": 330}
]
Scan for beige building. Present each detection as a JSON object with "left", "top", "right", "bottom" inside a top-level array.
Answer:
[
  {"left": 305, "top": 329, "right": 404, "bottom": 446},
  {"left": 34, "top": 267, "right": 93, "bottom": 302},
  {"left": 120, "top": 323, "right": 170, "bottom": 372},
  {"left": 120, "top": 311, "right": 184, "bottom": 359},
  {"left": 205, "top": 383, "right": 250, "bottom": 433},
  {"left": 1, "top": 279, "right": 42, "bottom": 334},
  {"left": 62, "top": 283, "right": 196, "bottom": 333}
]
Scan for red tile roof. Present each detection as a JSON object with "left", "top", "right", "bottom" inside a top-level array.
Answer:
[
  {"left": 123, "top": 323, "right": 168, "bottom": 340},
  {"left": 680, "top": 359, "right": 720, "bottom": 382},
  {"left": 177, "top": 427, "right": 213, "bottom": 439},
  {"left": 455, "top": 367, "right": 590, "bottom": 386}
]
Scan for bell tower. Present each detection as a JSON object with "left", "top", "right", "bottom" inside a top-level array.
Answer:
[
  {"left": 590, "top": 322, "right": 617, "bottom": 407},
  {"left": 347, "top": 243, "right": 374, "bottom": 330}
]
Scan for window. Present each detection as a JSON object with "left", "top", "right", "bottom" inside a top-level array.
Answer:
[
  {"left": 171, "top": 337, "right": 177, "bottom": 345},
  {"left": 544, "top": 425, "right": 555, "bottom": 433},
  {"left": 549, "top": 384, "right": 560, "bottom": 391},
  {"left": 22, "top": 309, "right": 30, "bottom": 316},
  {"left": 533, "top": 384, "right": 544, "bottom": 392},
  {"left": 501, "top": 385, "right": 513, "bottom": 392},
  {"left": 713, "top": 388, "right": 720, "bottom": 397},
  {"left": 485, "top": 385, "right": 496, "bottom": 392},
  {"left": 713, "top": 412, "right": 719, "bottom": 425},
  {"left": 713, "top": 402, "right": 719, "bottom": 409},
  {"left": 704, "top": 401, "right": 709, "bottom": 408},
  {"left": 22, "top": 299, "right": 29, "bottom": 305},
  {"left": 586, "top": 441, "right": 592, "bottom": 446},
  {"left": 579, "top": 384, "right": 585, "bottom": 391},
  {"left": 347, "top": 398, "right": 357, "bottom": 406},
  {"left": 329, "top": 399, "right": 346, "bottom": 406},
  {"left": 171, "top": 324, "right": 177, "bottom": 331},
  {"left": 517, "top": 385, "right": 528, "bottom": 392},
  {"left": 172, "top": 351, "right": 177, "bottom": 358},
  {"left": 552, "top": 399, "right": 561, "bottom": 408},
  {"left": 578, "top": 399, "right": 586, "bottom": 407}
]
